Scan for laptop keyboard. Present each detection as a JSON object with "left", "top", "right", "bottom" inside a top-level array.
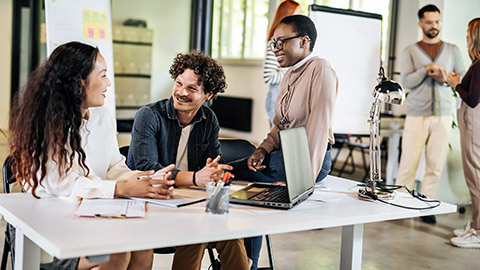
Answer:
[{"left": 251, "top": 187, "right": 289, "bottom": 203}]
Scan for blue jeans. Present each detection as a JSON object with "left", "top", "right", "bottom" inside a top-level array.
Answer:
[
  {"left": 231, "top": 145, "right": 332, "bottom": 184},
  {"left": 232, "top": 146, "right": 332, "bottom": 269},
  {"left": 244, "top": 236, "right": 262, "bottom": 270}
]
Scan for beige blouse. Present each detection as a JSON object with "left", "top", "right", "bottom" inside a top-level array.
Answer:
[{"left": 258, "top": 56, "right": 338, "bottom": 178}]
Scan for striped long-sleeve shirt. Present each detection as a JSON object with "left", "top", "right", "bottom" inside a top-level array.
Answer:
[{"left": 263, "top": 45, "right": 287, "bottom": 85}]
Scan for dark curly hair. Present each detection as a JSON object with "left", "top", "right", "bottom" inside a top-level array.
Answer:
[
  {"left": 279, "top": 15, "right": 317, "bottom": 51},
  {"left": 9, "top": 41, "right": 98, "bottom": 198},
  {"left": 169, "top": 51, "right": 227, "bottom": 96}
]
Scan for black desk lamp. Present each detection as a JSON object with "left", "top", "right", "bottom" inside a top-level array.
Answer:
[{"left": 358, "top": 67, "right": 405, "bottom": 200}]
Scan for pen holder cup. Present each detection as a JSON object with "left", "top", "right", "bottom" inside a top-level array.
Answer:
[{"left": 205, "top": 182, "right": 230, "bottom": 214}]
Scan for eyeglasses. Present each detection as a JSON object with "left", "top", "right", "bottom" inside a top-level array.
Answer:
[
  {"left": 269, "top": 35, "right": 302, "bottom": 51},
  {"left": 421, "top": 19, "right": 441, "bottom": 25}
]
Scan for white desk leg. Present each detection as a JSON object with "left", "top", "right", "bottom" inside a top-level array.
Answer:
[
  {"left": 340, "top": 224, "right": 364, "bottom": 270},
  {"left": 15, "top": 228, "right": 41, "bottom": 270}
]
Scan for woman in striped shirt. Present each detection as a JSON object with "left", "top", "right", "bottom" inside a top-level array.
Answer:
[{"left": 263, "top": 0, "right": 301, "bottom": 127}]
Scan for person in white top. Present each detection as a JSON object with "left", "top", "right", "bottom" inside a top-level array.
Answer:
[{"left": 9, "top": 42, "right": 174, "bottom": 270}]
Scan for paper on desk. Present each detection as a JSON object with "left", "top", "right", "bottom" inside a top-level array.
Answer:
[
  {"left": 75, "top": 199, "right": 145, "bottom": 218},
  {"left": 125, "top": 196, "right": 205, "bottom": 208}
]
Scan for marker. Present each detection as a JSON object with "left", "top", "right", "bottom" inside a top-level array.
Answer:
[{"left": 223, "top": 171, "right": 235, "bottom": 186}]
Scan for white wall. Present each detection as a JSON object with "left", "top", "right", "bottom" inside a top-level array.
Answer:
[
  {"left": 112, "top": 0, "right": 271, "bottom": 145},
  {"left": 442, "top": 0, "right": 480, "bottom": 65},
  {"left": 0, "top": 0, "right": 12, "bottom": 134},
  {"left": 111, "top": 0, "right": 191, "bottom": 101}
]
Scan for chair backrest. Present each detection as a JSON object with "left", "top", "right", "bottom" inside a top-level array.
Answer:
[
  {"left": 2, "top": 156, "right": 15, "bottom": 194},
  {"left": 219, "top": 139, "right": 256, "bottom": 163}
]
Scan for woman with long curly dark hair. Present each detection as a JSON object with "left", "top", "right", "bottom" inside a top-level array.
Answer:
[{"left": 9, "top": 41, "right": 174, "bottom": 269}]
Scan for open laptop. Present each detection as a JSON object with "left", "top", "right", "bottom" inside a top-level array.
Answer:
[{"left": 230, "top": 126, "right": 315, "bottom": 209}]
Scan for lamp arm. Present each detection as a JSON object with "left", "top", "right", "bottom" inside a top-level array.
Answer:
[{"left": 368, "top": 91, "right": 383, "bottom": 194}]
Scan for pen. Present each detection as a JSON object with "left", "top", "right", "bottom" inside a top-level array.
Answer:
[
  {"left": 94, "top": 214, "right": 126, "bottom": 219},
  {"left": 138, "top": 173, "right": 167, "bottom": 181},
  {"left": 150, "top": 172, "right": 166, "bottom": 180}
]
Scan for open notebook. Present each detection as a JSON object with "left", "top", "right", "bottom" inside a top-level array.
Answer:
[{"left": 75, "top": 199, "right": 145, "bottom": 218}]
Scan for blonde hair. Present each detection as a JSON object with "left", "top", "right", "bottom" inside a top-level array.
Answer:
[
  {"left": 267, "top": 0, "right": 300, "bottom": 41},
  {"left": 468, "top": 18, "right": 480, "bottom": 62}
]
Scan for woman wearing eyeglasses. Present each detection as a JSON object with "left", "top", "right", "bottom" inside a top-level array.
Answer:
[
  {"left": 233, "top": 15, "right": 337, "bottom": 270},
  {"left": 234, "top": 14, "right": 337, "bottom": 184}
]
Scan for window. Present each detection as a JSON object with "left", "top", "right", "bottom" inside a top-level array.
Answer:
[
  {"left": 212, "top": 0, "right": 269, "bottom": 60},
  {"left": 212, "top": 0, "right": 391, "bottom": 62}
]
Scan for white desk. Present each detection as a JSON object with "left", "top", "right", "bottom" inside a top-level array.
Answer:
[{"left": 0, "top": 176, "right": 456, "bottom": 270}]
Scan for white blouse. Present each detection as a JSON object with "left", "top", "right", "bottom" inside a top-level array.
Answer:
[{"left": 28, "top": 107, "right": 130, "bottom": 199}]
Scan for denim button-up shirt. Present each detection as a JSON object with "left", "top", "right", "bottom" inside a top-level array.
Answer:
[{"left": 127, "top": 97, "right": 221, "bottom": 179}]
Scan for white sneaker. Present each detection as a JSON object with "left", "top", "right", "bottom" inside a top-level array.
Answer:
[
  {"left": 453, "top": 219, "right": 472, "bottom": 236},
  {"left": 451, "top": 229, "right": 480, "bottom": 248}
]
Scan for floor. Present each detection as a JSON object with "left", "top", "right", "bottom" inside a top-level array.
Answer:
[{"left": 0, "top": 140, "right": 477, "bottom": 270}]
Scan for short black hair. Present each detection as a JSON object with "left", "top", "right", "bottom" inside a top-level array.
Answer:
[
  {"left": 169, "top": 51, "right": 227, "bottom": 97},
  {"left": 279, "top": 15, "right": 317, "bottom": 51},
  {"left": 418, "top": 4, "right": 440, "bottom": 20}
]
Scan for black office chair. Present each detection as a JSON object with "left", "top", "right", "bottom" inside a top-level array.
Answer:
[
  {"left": 1, "top": 156, "right": 15, "bottom": 270},
  {"left": 219, "top": 139, "right": 275, "bottom": 270},
  {"left": 118, "top": 145, "right": 221, "bottom": 269},
  {"left": 331, "top": 134, "right": 370, "bottom": 182}
]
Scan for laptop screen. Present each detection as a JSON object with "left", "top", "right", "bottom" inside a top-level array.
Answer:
[{"left": 279, "top": 127, "right": 315, "bottom": 202}]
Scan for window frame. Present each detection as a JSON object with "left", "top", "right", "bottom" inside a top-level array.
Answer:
[{"left": 212, "top": 0, "right": 394, "bottom": 66}]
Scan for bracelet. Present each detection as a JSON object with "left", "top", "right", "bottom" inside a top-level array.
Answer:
[{"left": 192, "top": 171, "right": 198, "bottom": 186}]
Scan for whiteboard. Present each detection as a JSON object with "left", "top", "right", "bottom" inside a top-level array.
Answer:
[
  {"left": 309, "top": 5, "right": 382, "bottom": 135},
  {"left": 45, "top": 0, "right": 116, "bottom": 119}
]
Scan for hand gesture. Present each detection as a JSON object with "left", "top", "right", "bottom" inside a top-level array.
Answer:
[
  {"left": 195, "top": 155, "right": 233, "bottom": 187},
  {"left": 115, "top": 165, "right": 176, "bottom": 199},
  {"left": 247, "top": 147, "right": 268, "bottom": 172},
  {"left": 447, "top": 72, "right": 460, "bottom": 88},
  {"left": 425, "top": 63, "right": 447, "bottom": 83}
]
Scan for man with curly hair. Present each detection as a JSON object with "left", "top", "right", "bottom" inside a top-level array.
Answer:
[{"left": 128, "top": 51, "right": 249, "bottom": 269}]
